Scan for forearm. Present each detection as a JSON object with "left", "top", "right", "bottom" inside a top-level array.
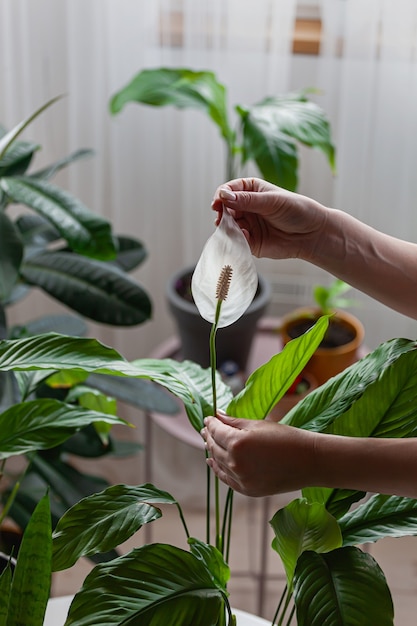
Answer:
[
  {"left": 313, "top": 432, "right": 417, "bottom": 498},
  {"left": 307, "top": 208, "right": 417, "bottom": 320}
]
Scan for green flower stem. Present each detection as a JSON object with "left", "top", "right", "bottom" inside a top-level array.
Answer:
[
  {"left": 222, "top": 487, "right": 234, "bottom": 563},
  {"left": 174, "top": 502, "right": 191, "bottom": 540},
  {"left": 210, "top": 300, "right": 223, "bottom": 553}
]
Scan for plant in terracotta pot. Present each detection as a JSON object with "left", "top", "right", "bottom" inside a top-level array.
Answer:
[
  {"left": 109, "top": 67, "right": 336, "bottom": 373},
  {"left": 280, "top": 278, "right": 364, "bottom": 385}
]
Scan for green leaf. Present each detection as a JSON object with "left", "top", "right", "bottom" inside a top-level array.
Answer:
[
  {"left": 188, "top": 538, "right": 230, "bottom": 590},
  {"left": 293, "top": 547, "right": 394, "bottom": 626},
  {"left": 270, "top": 498, "right": 342, "bottom": 589},
  {"left": 340, "top": 494, "right": 417, "bottom": 546},
  {"left": 0, "top": 140, "right": 38, "bottom": 177},
  {"left": 52, "top": 484, "right": 177, "bottom": 571},
  {"left": 0, "top": 95, "right": 62, "bottom": 161},
  {"left": 110, "top": 67, "right": 233, "bottom": 146},
  {"left": 0, "top": 562, "right": 12, "bottom": 621},
  {"left": 238, "top": 93, "right": 335, "bottom": 190},
  {"left": 112, "top": 235, "right": 147, "bottom": 272},
  {"left": 227, "top": 316, "right": 329, "bottom": 419},
  {"left": 16, "top": 213, "right": 60, "bottom": 247},
  {"left": 0, "top": 398, "right": 128, "bottom": 459},
  {"left": 30, "top": 148, "right": 94, "bottom": 181},
  {"left": 0, "top": 212, "right": 24, "bottom": 302},
  {"left": 64, "top": 544, "right": 228, "bottom": 625},
  {"left": 20, "top": 251, "right": 152, "bottom": 326},
  {"left": 0, "top": 176, "right": 116, "bottom": 260},
  {"left": 7, "top": 493, "right": 52, "bottom": 626}
]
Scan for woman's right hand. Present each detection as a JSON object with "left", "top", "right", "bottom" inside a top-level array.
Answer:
[{"left": 211, "top": 177, "right": 328, "bottom": 261}]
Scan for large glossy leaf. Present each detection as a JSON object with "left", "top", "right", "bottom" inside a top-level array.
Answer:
[
  {"left": 0, "top": 140, "right": 38, "bottom": 177},
  {"left": 0, "top": 176, "right": 116, "bottom": 260},
  {"left": 237, "top": 93, "right": 335, "bottom": 191},
  {"left": 20, "top": 251, "right": 152, "bottom": 326},
  {"left": 227, "top": 316, "right": 329, "bottom": 419},
  {"left": 0, "top": 212, "right": 23, "bottom": 302},
  {"left": 293, "top": 547, "right": 394, "bottom": 626},
  {"left": 15, "top": 212, "right": 60, "bottom": 247},
  {"left": 110, "top": 67, "right": 233, "bottom": 145},
  {"left": 112, "top": 235, "right": 147, "bottom": 272},
  {"left": 270, "top": 498, "right": 342, "bottom": 589},
  {"left": 0, "top": 398, "right": 128, "bottom": 459},
  {"left": 52, "top": 484, "right": 177, "bottom": 571},
  {"left": 339, "top": 493, "right": 417, "bottom": 546},
  {"left": 7, "top": 493, "right": 52, "bottom": 626},
  {"left": 64, "top": 544, "right": 228, "bottom": 626}
]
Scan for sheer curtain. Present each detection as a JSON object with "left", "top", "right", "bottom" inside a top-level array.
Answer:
[{"left": 317, "top": 0, "right": 417, "bottom": 347}]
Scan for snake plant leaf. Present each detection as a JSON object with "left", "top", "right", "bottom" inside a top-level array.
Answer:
[
  {"left": 0, "top": 398, "right": 128, "bottom": 459},
  {"left": 0, "top": 211, "right": 23, "bottom": 302},
  {"left": 52, "top": 484, "right": 177, "bottom": 571},
  {"left": 270, "top": 498, "right": 342, "bottom": 590},
  {"left": 20, "top": 251, "right": 152, "bottom": 326},
  {"left": 237, "top": 92, "right": 336, "bottom": 191},
  {"left": 293, "top": 547, "right": 394, "bottom": 626},
  {"left": 0, "top": 140, "right": 39, "bottom": 177},
  {"left": 227, "top": 316, "right": 329, "bottom": 419},
  {"left": 0, "top": 176, "right": 116, "bottom": 260},
  {"left": 191, "top": 209, "right": 258, "bottom": 328},
  {"left": 7, "top": 493, "right": 52, "bottom": 626},
  {"left": 339, "top": 493, "right": 417, "bottom": 546},
  {"left": 110, "top": 67, "right": 233, "bottom": 145},
  {"left": 64, "top": 544, "right": 228, "bottom": 626}
]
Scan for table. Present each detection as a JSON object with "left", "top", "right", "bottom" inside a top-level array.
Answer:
[{"left": 144, "top": 318, "right": 286, "bottom": 617}]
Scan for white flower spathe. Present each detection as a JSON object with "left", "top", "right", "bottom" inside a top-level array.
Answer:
[{"left": 191, "top": 208, "right": 258, "bottom": 328}]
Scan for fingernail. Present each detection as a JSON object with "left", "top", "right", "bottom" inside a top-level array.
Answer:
[{"left": 219, "top": 188, "right": 236, "bottom": 201}]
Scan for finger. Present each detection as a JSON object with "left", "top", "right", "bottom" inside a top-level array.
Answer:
[{"left": 206, "top": 457, "right": 240, "bottom": 493}]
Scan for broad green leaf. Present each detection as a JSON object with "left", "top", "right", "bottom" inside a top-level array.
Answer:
[
  {"left": 21, "top": 251, "right": 152, "bottom": 326},
  {"left": 293, "top": 547, "right": 394, "bottom": 626},
  {"left": 52, "top": 484, "right": 177, "bottom": 571},
  {"left": 7, "top": 493, "right": 52, "bottom": 626},
  {"left": 66, "top": 385, "right": 117, "bottom": 416},
  {"left": 188, "top": 538, "right": 230, "bottom": 590},
  {"left": 0, "top": 398, "right": 128, "bottom": 459},
  {"left": 110, "top": 67, "right": 233, "bottom": 146},
  {"left": 0, "top": 95, "right": 62, "bottom": 160},
  {"left": 15, "top": 213, "right": 60, "bottom": 247},
  {"left": 0, "top": 176, "right": 116, "bottom": 260},
  {"left": 112, "top": 235, "right": 147, "bottom": 272},
  {"left": 340, "top": 494, "right": 417, "bottom": 546},
  {"left": 0, "top": 212, "right": 23, "bottom": 302},
  {"left": 64, "top": 544, "right": 228, "bottom": 626},
  {"left": 0, "top": 140, "right": 38, "bottom": 177},
  {"left": 227, "top": 316, "right": 329, "bottom": 419},
  {"left": 270, "top": 498, "right": 342, "bottom": 589},
  {"left": 238, "top": 93, "right": 335, "bottom": 191}
]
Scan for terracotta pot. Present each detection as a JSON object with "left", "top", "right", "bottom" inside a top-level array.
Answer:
[
  {"left": 267, "top": 371, "right": 318, "bottom": 421},
  {"left": 280, "top": 308, "right": 365, "bottom": 386},
  {"left": 166, "top": 266, "right": 271, "bottom": 372}
]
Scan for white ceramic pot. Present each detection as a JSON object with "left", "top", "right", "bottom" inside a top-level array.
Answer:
[{"left": 44, "top": 595, "right": 271, "bottom": 626}]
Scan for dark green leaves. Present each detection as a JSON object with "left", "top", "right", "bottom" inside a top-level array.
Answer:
[
  {"left": 65, "top": 544, "right": 229, "bottom": 626},
  {"left": 52, "top": 484, "right": 178, "bottom": 570},
  {"left": 0, "top": 212, "right": 23, "bottom": 302},
  {"left": 293, "top": 547, "right": 394, "bottom": 626}
]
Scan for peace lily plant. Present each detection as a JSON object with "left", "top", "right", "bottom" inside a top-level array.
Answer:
[{"left": 1, "top": 109, "right": 417, "bottom": 626}]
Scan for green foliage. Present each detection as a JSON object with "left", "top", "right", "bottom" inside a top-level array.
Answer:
[
  {"left": 110, "top": 67, "right": 335, "bottom": 190},
  {"left": 313, "top": 278, "right": 356, "bottom": 314}
]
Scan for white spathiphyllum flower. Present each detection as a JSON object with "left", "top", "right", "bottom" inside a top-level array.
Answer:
[{"left": 191, "top": 208, "right": 258, "bottom": 328}]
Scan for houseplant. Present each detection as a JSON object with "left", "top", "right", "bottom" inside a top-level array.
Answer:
[
  {"left": 109, "top": 67, "right": 336, "bottom": 372},
  {"left": 0, "top": 99, "right": 178, "bottom": 544},
  {"left": 280, "top": 278, "right": 365, "bottom": 385},
  {"left": 1, "top": 198, "right": 417, "bottom": 625}
]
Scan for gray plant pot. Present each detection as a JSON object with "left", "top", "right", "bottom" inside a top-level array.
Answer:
[{"left": 166, "top": 266, "right": 271, "bottom": 372}]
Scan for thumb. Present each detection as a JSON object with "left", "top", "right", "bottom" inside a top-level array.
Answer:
[{"left": 219, "top": 187, "right": 277, "bottom": 217}]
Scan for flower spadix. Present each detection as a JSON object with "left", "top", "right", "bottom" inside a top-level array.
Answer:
[{"left": 191, "top": 208, "right": 258, "bottom": 328}]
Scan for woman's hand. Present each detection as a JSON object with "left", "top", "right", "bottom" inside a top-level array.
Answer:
[{"left": 211, "top": 177, "right": 328, "bottom": 261}]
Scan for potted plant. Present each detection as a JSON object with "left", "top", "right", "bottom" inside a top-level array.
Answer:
[
  {"left": 280, "top": 278, "right": 365, "bottom": 385},
  {"left": 0, "top": 99, "right": 178, "bottom": 547},
  {"left": 109, "top": 67, "right": 336, "bottom": 372}
]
